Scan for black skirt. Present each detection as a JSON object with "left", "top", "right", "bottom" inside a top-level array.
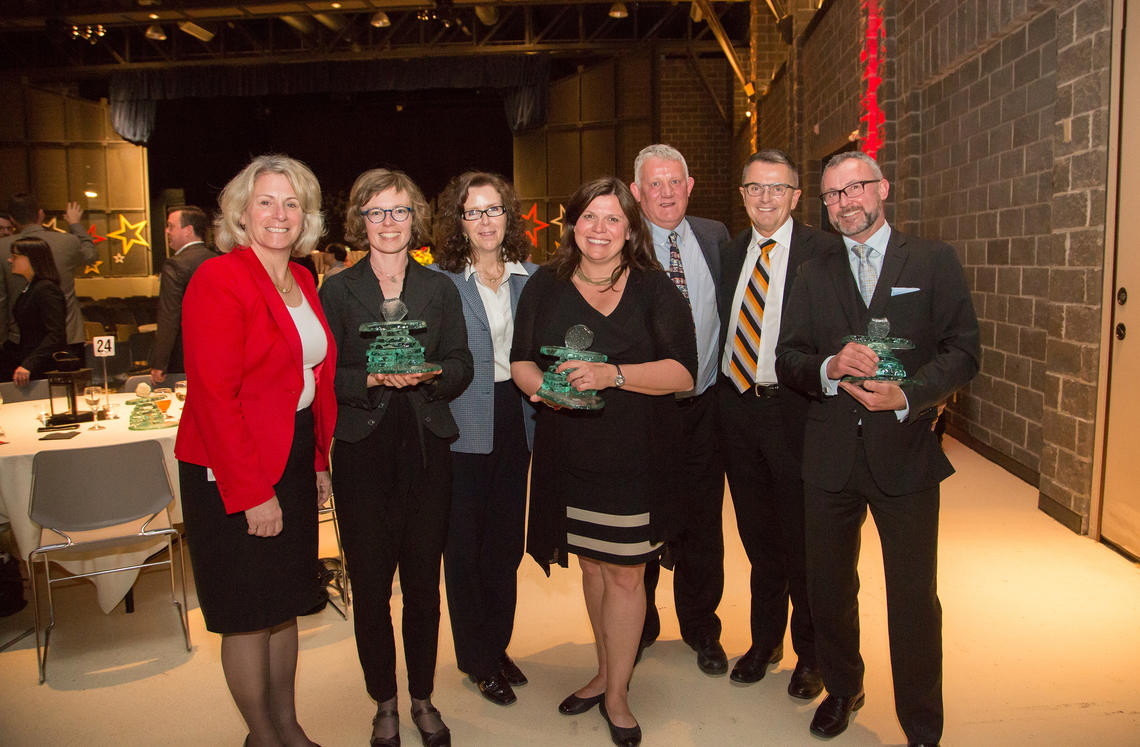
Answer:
[{"left": 180, "top": 407, "right": 323, "bottom": 634}]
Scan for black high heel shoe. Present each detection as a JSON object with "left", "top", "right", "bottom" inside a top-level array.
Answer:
[
  {"left": 410, "top": 702, "right": 450, "bottom": 747},
  {"left": 371, "top": 702, "right": 400, "bottom": 747},
  {"left": 599, "top": 701, "right": 642, "bottom": 747}
]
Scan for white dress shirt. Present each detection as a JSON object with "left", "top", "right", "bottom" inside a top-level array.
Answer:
[
  {"left": 465, "top": 260, "right": 528, "bottom": 382},
  {"left": 720, "top": 218, "right": 794, "bottom": 386}
]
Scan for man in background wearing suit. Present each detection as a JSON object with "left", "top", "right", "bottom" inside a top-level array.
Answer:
[
  {"left": 630, "top": 143, "right": 731, "bottom": 675},
  {"left": 0, "top": 193, "right": 97, "bottom": 360},
  {"left": 152, "top": 205, "right": 216, "bottom": 382},
  {"left": 776, "top": 151, "right": 979, "bottom": 745},
  {"left": 717, "top": 149, "right": 839, "bottom": 699}
]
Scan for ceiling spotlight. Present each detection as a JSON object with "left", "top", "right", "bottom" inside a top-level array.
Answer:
[
  {"left": 178, "top": 21, "right": 215, "bottom": 42},
  {"left": 331, "top": 2, "right": 342, "bottom": 7},
  {"left": 145, "top": 24, "right": 167, "bottom": 40},
  {"left": 148, "top": 13, "right": 159, "bottom": 20},
  {"left": 609, "top": 3, "right": 629, "bottom": 19},
  {"left": 84, "top": 190, "right": 99, "bottom": 198},
  {"left": 370, "top": 11, "right": 391, "bottom": 28},
  {"left": 71, "top": 24, "right": 107, "bottom": 44}
]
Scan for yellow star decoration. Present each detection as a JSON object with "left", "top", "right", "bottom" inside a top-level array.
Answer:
[
  {"left": 84, "top": 260, "right": 103, "bottom": 275},
  {"left": 105, "top": 214, "right": 150, "bottom": 257},
  {"left": 41, "top": 217, "right": 68, "bottom": 234},
  {"left": 548, "top": 204, "right": 566, "bottom": 250}
]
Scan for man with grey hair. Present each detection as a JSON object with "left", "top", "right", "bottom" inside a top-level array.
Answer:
[
  {"left": 0, "top": 193, "right": 97, "bottom": 359},
  {"left": 776, "top": 150, "right": 979, "bottom": 744},
  {"left": 630, "top": 143, "right": 731, "bottom": 675},
  {"left": 717, "top": 148, "right": 841, "bottom": 698}
]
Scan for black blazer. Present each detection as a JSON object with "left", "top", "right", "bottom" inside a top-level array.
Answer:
[
  {"left": 718, "top": 219, "right": 842, "bottom": 457},
  {"left": 153, "top": 242, "right": 217, "bottom": 373},
  {"left": 775, "top": 227, "right": 980, "bottom": 495},
  {"left": 318, "top": 256, "right": 474, "bottom": 445},
  {"left": 12, "top": 277, "right": 66, "bottom": 377},
  {"left": 685, "top": 215, "right": 728, "bottom": 291}
]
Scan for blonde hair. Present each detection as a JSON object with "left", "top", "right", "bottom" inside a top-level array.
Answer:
[{"left": 214, "top": 154, "right": 325, "bottom": 254}]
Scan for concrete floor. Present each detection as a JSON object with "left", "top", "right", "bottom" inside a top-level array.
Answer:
[{"left": 1, "top": 437, "right": 1138, "bottom": 746}]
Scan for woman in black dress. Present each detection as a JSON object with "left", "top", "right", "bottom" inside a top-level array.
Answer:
[
  {"left": 176, "top": 154, "right": 337, "bottom": 747},
  {"left": 510, "top": 177, "right": 696, "bottom": 746},
  {"left": 6, "top": 237, "right": 66, "bottom": 385},
  {"left": 319, "top": 168, "right": 473, "bottom": 747}
]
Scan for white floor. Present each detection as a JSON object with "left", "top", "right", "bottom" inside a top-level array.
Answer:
[{"left": 1, "top": 437, "right": 1138, "bottom": 746}]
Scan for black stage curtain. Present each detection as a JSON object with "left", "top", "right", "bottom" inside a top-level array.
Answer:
[{"left": 110, "top": 56, "right": 550, "bottom": 144}]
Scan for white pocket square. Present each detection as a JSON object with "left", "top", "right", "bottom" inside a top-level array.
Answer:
[{"left": 891, "top": 287, "right": 921, "bottom": 296}]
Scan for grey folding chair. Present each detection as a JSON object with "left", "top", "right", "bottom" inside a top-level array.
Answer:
[
  {"left": 0, "top": 379, "right": 50, "bottom": 403},
  {"left": 318, "top": 491, "right": 350, "bottom": 615},
  {"left": 27, "top": 440, "right": 191, "bottom": 683}
]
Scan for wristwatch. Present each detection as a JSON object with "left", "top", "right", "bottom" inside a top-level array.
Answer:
[{"left": 613, "top": 363, "right": 625, "bottom": 388}]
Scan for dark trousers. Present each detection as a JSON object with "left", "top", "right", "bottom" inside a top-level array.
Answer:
[
  {"left": 332, "top": 396, "right": 452, "bottom": 702},
  {"left": 717, "top": 379, "right": 815, "bottom": 664},
  {"left": 804, "top": 439, "right": 943, "bottom": 744},
  {"left": 444, "top": 381, "right": 530, "bottom": 679},
  {"left": 643, "top": 387, "right": 724, "bottom": 645}
]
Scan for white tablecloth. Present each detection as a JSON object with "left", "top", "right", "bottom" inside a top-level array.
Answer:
[{"left": 0, "top": 392, "right": 182, "bottom": 613}]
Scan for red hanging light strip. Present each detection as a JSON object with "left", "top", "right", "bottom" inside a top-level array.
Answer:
[{"left": 860, "top": 0, "right": 885, "bottom": 158}]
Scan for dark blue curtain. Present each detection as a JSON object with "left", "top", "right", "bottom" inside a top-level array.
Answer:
[{"left": 109, "top": 56, "right": 549, "bottom": 144}]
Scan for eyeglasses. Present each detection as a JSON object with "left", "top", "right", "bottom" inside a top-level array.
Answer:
[
  {"left": 462, "top": 205, "right": 506, "bottom": 221},
  {"left": 819, "top": 179, "right": 881, "bottom": 205},
  {"left": 361, "top": 206, "right": 413, "bottom": 223},
  {"left": 742, "top": 182, "right": 796, "bottom": 198}
]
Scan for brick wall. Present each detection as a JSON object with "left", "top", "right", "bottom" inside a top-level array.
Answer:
[
  {"left": 656, "top": 54, "right": 740, "bottom": 229},
  {"left": 746, "top": 0, "right": 1114, "bottom": 531}
]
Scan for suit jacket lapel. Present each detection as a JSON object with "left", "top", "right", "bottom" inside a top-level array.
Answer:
[
  {"left": 402, "top": 259, "right": 431, "bottom": 320},
  {"left": 509, "top": 267, "right": 531, "bottom": 316},
  {"left": 344, "top": 255, "right": 386, "bottom": 318},
  {"left": 868, "top": 231, "right": 907, "bottom": 317},
  {"left": 824, "top": 245, "right": 866, "bottom": 334},
  {"left": 455, "top": 270, "right": 490, "bottom": 331},
  {"left": 690, "top": 220, "right": 722, "bottom": 285}
]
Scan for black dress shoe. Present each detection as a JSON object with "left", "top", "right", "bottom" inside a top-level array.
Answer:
[
  {"left": 729, "top": 644, "right": 784, "bottom": 684},
  {"left": 410, "top": 702, "right": 450, "bottom": 747},
  {"left": 371, "top": 704, "right": 401, "bottom": 746},
  {"left": 691, "top": 636, "right": 728, "bottom": 676},
  {"left": 787, "top": 660, "right": 824, "bottom": 700},
  {"left": 558, "top": 690, "right": 604, "bottom": 715},
  {"left": 809, "top": 691, "right": 865, "bottom": 739},
  {"left": 469, "top": 671, "right": 517, "bottom": 706},
  {"left": 499, "top": 653, "right": 528, "bottom": 686},
  {"left": 599, "top": 701, "right": 642, "bottom": 747}
]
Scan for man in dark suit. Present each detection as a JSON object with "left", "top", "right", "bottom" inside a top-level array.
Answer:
[
  {"left": 629, "top": 143, "right": 730, "bottom": 675},
  {"left": 775, "top": 151, "right": 979, "bottom": 745},
  {"left": 152, "top": 205, "right": 216, "bottom": 382},
  {"left": 716, "top": 149, "right": 840, "bottom": 698}
]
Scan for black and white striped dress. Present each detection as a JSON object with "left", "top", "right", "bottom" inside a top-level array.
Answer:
[{"left": 512, "top": 266, "right": 697, "bottom": 569}]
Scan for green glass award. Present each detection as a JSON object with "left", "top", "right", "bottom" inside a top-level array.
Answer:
[
  {"left": 360, "top": 299, "right": 443, "bottom": 375},
  {"left": 841, "top": 317, "right": 917, "bottom": 382},
  {"left": 537, "top": 324, "right": 607, "bottom": 410}
]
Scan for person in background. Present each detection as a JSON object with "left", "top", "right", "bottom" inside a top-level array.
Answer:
[
  {"left": 319, "top": 167, "right": 472, "bottom": 747},
  {"left": 0, "top": 212, "right": 14, "bottom": 237},
  {"left": 321, "top": 243, "right": 349, "bottom": 283},
  {"left": 151, "top": 204, "right": 216, "bottom": 383},
  {"left": 176, "top": 154, "right": 336, "bottom": 747},
  {"left": 0, "top": 194, "right": 97, "bottom": 359},
  {"left": 432, "top": 171, "right": 537, "bottom": 707},
  {"left": 5, "top": 237, "right": 66, "bottom": 385},
  {"left": 511, "top": 177, "right": 696, "bottom": 747}
]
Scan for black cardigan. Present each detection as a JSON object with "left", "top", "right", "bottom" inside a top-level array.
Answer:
[{"left": 12, "top": 277, "right": 67, "bottom": 377}]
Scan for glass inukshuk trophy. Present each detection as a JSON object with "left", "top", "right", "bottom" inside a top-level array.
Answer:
[
  {"left": 841, "top": 317, "right": 918, "bottom": 383},
  {"left": 537, "top": 324, "right": 607, "bottom": 410},
  {"left": 360, "top": 299, "right": 443, "bottom": 375}
]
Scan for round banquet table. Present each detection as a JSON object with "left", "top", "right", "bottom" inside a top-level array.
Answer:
[{"left": 0, "top": 392, "right": 183, "bottom": 613}]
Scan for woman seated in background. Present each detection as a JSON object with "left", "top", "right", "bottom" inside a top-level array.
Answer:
[
  {"left": 432, "top": 171, "right": 537, "bottom": 706},
  {"left": 510, "top": 177, "right": 696, "bottom": 747},
  {"left": 319, "top": 167, "right": 472, "bottom": 747},
  {"left": 176, "top": 154, "right": 336, "bottom": 747},
  {"left": 6, "top": 237, "right": 66, "bottom": 385}
]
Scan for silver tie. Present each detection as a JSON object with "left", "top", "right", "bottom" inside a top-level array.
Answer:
[{"left": 851, "top": 243, "right": 878, "bottom": 307}]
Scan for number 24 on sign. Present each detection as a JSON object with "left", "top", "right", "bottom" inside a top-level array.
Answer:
[{"left": 93, "top": 335, "right": 116, "bottom": 358}]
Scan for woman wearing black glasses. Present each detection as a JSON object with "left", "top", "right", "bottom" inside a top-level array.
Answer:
[
  {"left": 431, "top": 172, "right": 537, "bottom": 707},
  {"left": 319, "top": 168, "right": 473, "bottom": 747}
]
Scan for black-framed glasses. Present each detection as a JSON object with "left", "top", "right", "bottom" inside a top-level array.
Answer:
[
  {"left": 462, "top": 205, "right": 506, "bottom": 221},
  {"left": 742, "top": 182, "right": 796, "bottom": 198},
  {"left": 361, "top": 206, "right": 413, "bottom": 224},
  {"left": 819, "top": 179, "right": 881, "bottom": 205}
]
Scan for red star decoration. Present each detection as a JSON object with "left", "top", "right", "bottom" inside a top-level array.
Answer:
[
  {"left": 520, "top": 203, "right": 550, "bottom": 248},
  {"left": 87, "top": 225, "right": 107, "bottom": 243}
]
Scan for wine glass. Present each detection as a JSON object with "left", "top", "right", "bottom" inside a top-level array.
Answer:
[{"left": 84, "top": 386, "right": 105, "bottom": 430}]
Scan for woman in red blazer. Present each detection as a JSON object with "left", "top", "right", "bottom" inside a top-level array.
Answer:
[{"left": 176, "top": 154, "right": 336, "bottom": 747}]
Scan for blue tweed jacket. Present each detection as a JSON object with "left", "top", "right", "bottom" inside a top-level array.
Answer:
[{"left": 437, "top": 261, "right": 538, "bottom": 454}]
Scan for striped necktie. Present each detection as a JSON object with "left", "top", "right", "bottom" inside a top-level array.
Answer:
[
  {"left": 728, "top": 239, "right": 775, "bottom": 393},
  {"left": 666, "top": 230, "right": 689, "bottom": 303},
  {"left": 851, "top": 243, "right": 877, "bottom": 307}
]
